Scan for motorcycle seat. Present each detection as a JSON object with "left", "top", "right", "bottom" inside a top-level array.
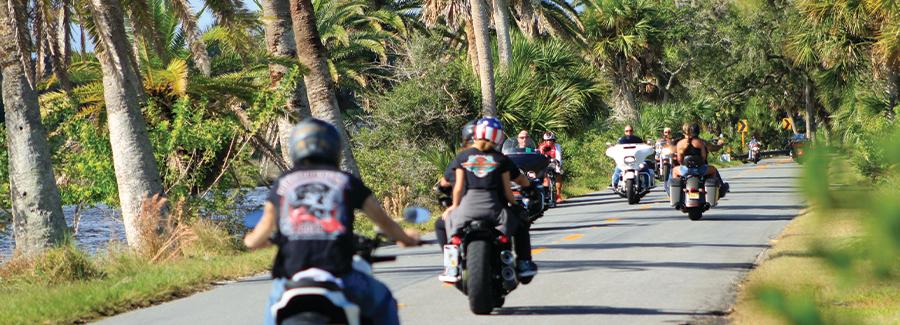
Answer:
[
  {"left": 466, "top": 220, "right": 497, "bottom": 231},
  {"left": 285, "top": 279, "right": 343, "bottom": 292}
]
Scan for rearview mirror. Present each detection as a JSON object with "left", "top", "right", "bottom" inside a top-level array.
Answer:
[{"left": 403, "top": 206, "right": 432, "bottom": 224}]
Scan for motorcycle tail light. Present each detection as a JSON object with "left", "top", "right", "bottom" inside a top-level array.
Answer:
[
  {"left": 497, "top": 235, "right": 509, "bottom": 244},
  {"left": 450, "top": 236, "right": 462, "bottom": 245}
]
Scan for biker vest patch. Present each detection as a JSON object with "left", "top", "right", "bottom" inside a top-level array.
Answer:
[
  {"left": 462, "top": 155, "right": 499, "bottom": 178},
  {"left": 276, "top": 171, "right": 350, "bottom": 241}
]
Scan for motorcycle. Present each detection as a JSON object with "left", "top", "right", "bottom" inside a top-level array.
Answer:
[
  {"left": 271, "top": 207, "right": 431, "bottom": 325},
  {"left": 669, "top": 157, "right": 720, "bottom": 221},
  {"left": 748, "top": 142, "right": 761, "bottom": 164},
  {"left": 655, "top": 144, "right": 673, "bottom": 183},
  {"left": 442, "top": 217, "right": 529, "bottom": 315},
  {"left": 502, "top": 138, "right": 551, "bottom": 221},
  {"left": 606, "top": 143, "right": 656, "bottom": 204}
]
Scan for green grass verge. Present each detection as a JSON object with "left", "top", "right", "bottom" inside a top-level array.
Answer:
[
  {"left": 0, "top": 248, "right": 273, "bottom": 324},
  {"left": 730, "top": 210, "right": 900, "bottom": 324}
]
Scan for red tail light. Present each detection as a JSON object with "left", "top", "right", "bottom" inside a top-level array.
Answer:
[
  {"left": 450, "top": 236, "right": 462, "bottom": 245},
  {"left": 497, "top": 235, "right": 509, "bottom": 244}
]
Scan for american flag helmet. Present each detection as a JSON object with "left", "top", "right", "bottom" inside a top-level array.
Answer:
[{"left": 474, "top": 117, "right": 504, "bottom": 144}]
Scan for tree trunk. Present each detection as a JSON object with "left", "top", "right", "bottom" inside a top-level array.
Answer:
[
  {"left": 89, "top": 0, "right": 165, "bottom": 248},
  {"left": 1, "top": 7, "right": 68, "bottom": 255},
  {"left": 803, "top": 74, "right": 816, "bottom": 141},
  {"left": 262, "top": 0, "right": 312, "bottom": 166},
  {"left": 611, "top": 61, "right": 639, "bottom": 123},
  {"left": 40, "top": 4, "right": 72, "bottom": 94},
  {"left": 127, "top": 18, "right": 144, "bottom": 72},
  {"left": 288, "top": 0, "right": 361, "bottom": 176},
  {"left": 470, "top": 0, "right": 497, "bottom": 116},
  {"left": 171, "top": 0, "right": 211, "bottom": 76},
  {"left": 34, "top": 7, "right": 48, "bottom": 79},
  {"left": 888, "top": 69, "right": 898, "bottom": 120},
  {"left": 788, "top": 114, "right": 799, "bottom": 135},
  {"left": 59, "top": 2, "right": 70, "bottom": 65},
  {"left": 7, "top": 0, "right": 34, "bottom": 87},
  {"left": 493, "top": 0, "right": 513, "bottom": 68},
  {"left": 79, "top": 23, "right": 86, "bottom": 56},
  {"left": 514, "top": 2, "right": 538, "bottom": 39},
  {"left": 464, "top": 19, "right": 479, "bottom": 75}
]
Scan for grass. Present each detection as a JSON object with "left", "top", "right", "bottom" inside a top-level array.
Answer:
[
  {"left": 0, "top": 199, "right": 276, "bottom": 325},
  {"left": 730, "top": 209, "right": 900, "bottom": 324}
]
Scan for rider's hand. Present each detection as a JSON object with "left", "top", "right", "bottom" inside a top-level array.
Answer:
[
  {"left": 398, "top": 229, "right": 421, "bottom": 247},
  {"left": 442, "top": 206, "right": 456, "bottom": 220}
]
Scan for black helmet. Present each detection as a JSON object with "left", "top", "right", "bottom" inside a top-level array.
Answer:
[
  {"left": 289, "top": 118, "right": 342, "bottom": 167},
  {"left": 460, "top": 119, "right": 477, "bottom": 144}
]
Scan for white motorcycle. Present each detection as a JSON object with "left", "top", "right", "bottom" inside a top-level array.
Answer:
[{"left": 606, "top": 144, "right": 656, "bottom": 204}]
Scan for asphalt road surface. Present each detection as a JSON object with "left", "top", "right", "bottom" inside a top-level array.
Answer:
[{"left": 97, "top": 158, "right": 803, "bottom": 325}]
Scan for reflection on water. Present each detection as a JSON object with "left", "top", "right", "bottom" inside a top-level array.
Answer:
[{"left": 0, "top": 187, "right": 270, "bottom": 262}]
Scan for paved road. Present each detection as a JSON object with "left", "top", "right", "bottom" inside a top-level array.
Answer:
[{"left": 97, "top": 158, "right": 803, "bottom": 325}]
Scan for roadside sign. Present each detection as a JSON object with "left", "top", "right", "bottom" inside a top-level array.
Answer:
[
  {"left": 736, "top": 120, "right": 749, "bottom": 133},
  {"left": 781, "top": 118, "right": 793, "bottom": 130}
]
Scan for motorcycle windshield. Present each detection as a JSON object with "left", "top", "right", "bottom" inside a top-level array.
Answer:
[
  {"left": 507, "top": 152, "right": 550, "bottom": 173},
  {"left": 606, "top": 144, "right": 655, "bottom": 169},
  {"left": 501, "top": 138, "right": 537, "bottom": 154}
]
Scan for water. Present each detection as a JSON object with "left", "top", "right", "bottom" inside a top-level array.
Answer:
[{"left": 0, "top": 187, "right": 270, "bottom": 262}]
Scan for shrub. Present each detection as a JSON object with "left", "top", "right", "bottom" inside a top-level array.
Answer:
[{"left": 0, "top": 242, "right": 101, "bottom": 284}]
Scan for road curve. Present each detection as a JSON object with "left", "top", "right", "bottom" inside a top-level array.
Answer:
[{"left": 96, "top": 158, "right": 802, "bottom": 325}]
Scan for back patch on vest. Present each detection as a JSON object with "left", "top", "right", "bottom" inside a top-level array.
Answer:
[{"left": 278, "top": 172, "right": 349, "bottom": 240}]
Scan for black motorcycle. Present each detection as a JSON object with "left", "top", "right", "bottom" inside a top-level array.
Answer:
[
  {"left": 669, "top": 158, "right": 720, "bottom": 221},
  {"left": 271, "top": 208, "right": 430, "bottom": 324},
  {"left": 444, "top": 218, "right": 530, "bottom": 314}
]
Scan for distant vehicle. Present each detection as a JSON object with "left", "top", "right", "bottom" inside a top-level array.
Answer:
[{"left": 790, "top": 135, "right": 809, "bottom": 164}]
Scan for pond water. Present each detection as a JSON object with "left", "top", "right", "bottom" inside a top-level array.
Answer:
[{"left": 0, "top": 187, "right": 269, "bottom": 262}]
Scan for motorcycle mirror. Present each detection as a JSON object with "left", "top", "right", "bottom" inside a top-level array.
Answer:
[{"left": 403, "top": 206, "right": 432, "bottom": 224}]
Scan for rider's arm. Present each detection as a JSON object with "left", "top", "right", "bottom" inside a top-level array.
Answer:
[
  {"left": 244, "top": 202, "right": 276, "bottom": 249},
  {"left": 554, "top": 144, "right": 563, "bottom": 163},
  {"left": 438, "top": 176, "right": 451, "bottom": 188},
  {"left": 502, "top": 172, "right": 517, "bottom": 204},
  {"left": 362, "top": 196, "right": 420, "bottom": 247},
  {"left": 513, "top": 173, "right": 529, "bottom": 187},
  {"left": 451, "top": 168, "right": 465, "bottom": 208}
]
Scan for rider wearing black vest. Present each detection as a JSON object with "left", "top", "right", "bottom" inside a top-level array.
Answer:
[{"left": 244, "top": 118, "right": 420, "bottom": 325}]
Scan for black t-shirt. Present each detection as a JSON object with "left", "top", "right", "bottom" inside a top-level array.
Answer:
[
  {"left": 448, "top": 147, "right": 521, "bottom": 199},
  {"left": 618, "top": 135, "right": 645, "bottom": 144},
  {"left": 266, "top": 165, "right": 373, "bottom": 278}
]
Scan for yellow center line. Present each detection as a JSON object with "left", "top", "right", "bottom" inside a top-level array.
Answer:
[
  {"left": 531, "top": 247, "right": 547, "bottom": 254},
  {"left": 441, "top": 283, "right": 453, "bottom": 288},
  {"left": 639, "top": 204, "right": 653, "bottom": 210},
  {"left": 397, "top": 303, "right": 407, "bottom": 309},
  {"left": 606, "top": 218, "right": 620, "bottom": 222},
  {"left": 561, "top": 233, "right": 584, "bottom": 241}
]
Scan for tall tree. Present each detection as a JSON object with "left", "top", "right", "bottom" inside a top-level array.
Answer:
[
  {"left": 493, "top": 0, "right": 512, "bottom": 68},
  {"left": 470, "top": 0, "right": 497, "bottom": 116},
  {"left": 288, "top": 0, "right": 361, "bottom": 175},
  {"left": 262, "top": 0, "right": 312, "bottom": 166},
  {"left": 88, "top": 0, "right": 166, "bottom": 248},
  {"left": 1, "top": 1, "right": 68, "bottom": 255}
]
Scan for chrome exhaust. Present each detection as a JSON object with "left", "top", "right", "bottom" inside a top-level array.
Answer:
[{"left": 500, "top": 250, "right": 515, "bottom": 265}]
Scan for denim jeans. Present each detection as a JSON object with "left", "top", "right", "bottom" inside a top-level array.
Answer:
[
  {"left": 264, "top": 270, "right": 400, "bottom": 325},
  {"left": 679, "top": 165, "right": 709, "bottom": 177},
  {"left": 611, "top": 167, "right": 622, "bottom": 187}
]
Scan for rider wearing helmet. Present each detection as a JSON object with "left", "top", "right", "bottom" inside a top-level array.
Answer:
[
  {"left": 440, "top": 117, "right": 538, "bottom": 281},
  {"left": 435, "top": 119, "right": 476, "bottom": 250},
  {"left": 244, "top": 118, "right": 421, "bottom": 325},
  {"left": 538, "top": 131, "right": 564, "bottom": 203}
]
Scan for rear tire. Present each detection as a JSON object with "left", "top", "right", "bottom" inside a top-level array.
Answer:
[
  {"left": 547, "top": 177, "right": 556, "bottom": 208},
  {"left": 466, "top": 240, "right": 496, "bottom": 315},
  {"left": 626, "top": 179, "right": 639, "bottom": 204},
  {"left": 281, "top": 312, "right": 330, "bottom": 325},
  {"left": 688, "top": 208, "right": 703, "bottom": 221},
  {"left": 661, "top": 164, "right": 671, "bottom": 184}
]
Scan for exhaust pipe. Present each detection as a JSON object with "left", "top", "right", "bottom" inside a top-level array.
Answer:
[
  {"left": 500, "top": 250, "right": 515, "bottom": 265},
  {"left": 501, "top": 266, "right": 518, "bottom": 290}
]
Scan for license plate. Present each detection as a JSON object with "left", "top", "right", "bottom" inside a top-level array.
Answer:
[{"left": 687, "top": 192, "right": 700, "bottom": 200}]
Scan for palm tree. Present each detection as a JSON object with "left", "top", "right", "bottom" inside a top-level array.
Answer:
[
  {"left": 469, "top": 0, "right": 497, "bottom": 116},
  {"left": 494, "top": 0, "right": 513, "bottom": 67},
  {"left": 262, "top": 0, "right": 312, "bottom": 165},
  {"left": 87, "top": 0, "right": 167, "bottom": 248},
  {"left": 582, "top": 0, "right": 665, "bottom": 123},
  {"left": 0, "top": 1, "right": 68, "bottom": 255},
  {"left": 289, "top": 0, "right": 361, "bottom": 175},
  {"left": 171, "top": 0, "right": 213, "bottom": 76},
  {"left": 511, "top": 0, "right": 583, "bottom": 41}
]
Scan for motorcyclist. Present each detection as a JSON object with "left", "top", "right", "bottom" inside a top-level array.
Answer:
[
  {"left": 243, "top": 118, "right": 421, "bottom": 325},
  {"left": 611, "top": 125, "right": 645, "bottom": 188},
  {"left": 671, "top": 122, "right": 719, "bottom": 180},
  {"left": 538, "top": 131, "right": 564, "bottom": 203},
  {"left": 516, "top": 130, "right": 536, "bottom": 153},
  {"left": 434, "top": 120, "right": 476, "bottom": 249},
  {"left": 440, "top": 117, "right": 538, "bottom": 281}
]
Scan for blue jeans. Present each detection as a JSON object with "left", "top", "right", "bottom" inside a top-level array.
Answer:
[
  {"left": 611, "top": 167, "right": 622, "bottom": 187},
  {"left": 264, "top": 270, "right": 400, "bottom": 325},
  {"left": 679, "top": 165, "right": 709, "bottom": 177}
]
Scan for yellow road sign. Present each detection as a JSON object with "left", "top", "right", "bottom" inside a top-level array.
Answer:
[
  {"left": 781, "top": 117, "right": 793, "bottom": 130},
  {"left": 736, "top": 120, "right": 749, "bottom": 133}
]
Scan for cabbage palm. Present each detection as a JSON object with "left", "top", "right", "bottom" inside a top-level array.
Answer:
[
  {"left": 512, "top": 0, "right": 584, "bottom": 41},
  {"left": 582, "top": 0, "right": 666, "bottom": 123}
]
